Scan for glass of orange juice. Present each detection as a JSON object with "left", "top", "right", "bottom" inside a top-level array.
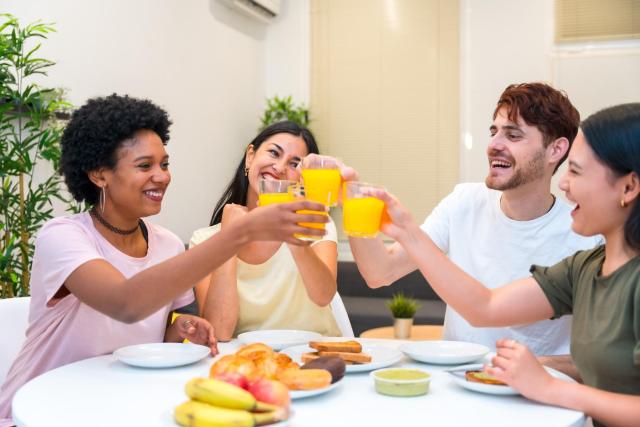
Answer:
[
  {"left": 258, "top": 179, "right": 296, "bottom": 206},
  {"left": 289, "top": 184, "right": 328, "bottom": 241},
  {"left": 343, "top": 182, "right": 385, "bottom": 238},
  {"left": 301, "top": 155, "right": 342, "bottom": 207}
]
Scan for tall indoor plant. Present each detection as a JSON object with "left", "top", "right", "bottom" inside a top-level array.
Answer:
[{"left": 0, "top": 14, "right": 72, "bottom": 298}]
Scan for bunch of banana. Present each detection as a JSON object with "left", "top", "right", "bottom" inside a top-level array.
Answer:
[
  {"left": 175, "top": 400, "right": 286, "bottom": 427},
  {"left": 174, "top": 378, "right": 288, "bottom": 427}
]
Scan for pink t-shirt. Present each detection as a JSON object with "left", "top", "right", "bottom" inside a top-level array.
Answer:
[{"left": 0, "top": 213, "right": 193, "bottom": 426}]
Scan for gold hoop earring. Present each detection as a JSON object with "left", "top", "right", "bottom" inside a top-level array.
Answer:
[
  {"left": 621, "top": 199, "right": 627, "bottom": 208},
  {"left": 100, "top": 186, "right": 106, "bottom": 214},
  {"left": 244, "top": 167, "right": 249, "bottom": 177}
]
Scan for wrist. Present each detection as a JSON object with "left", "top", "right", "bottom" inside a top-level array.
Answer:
[
  {"left": 396, "top": 222, "right": 422, "bottom": 247},
  {"left": 226, "top": 216, "right": 252, "bottom": 246}
]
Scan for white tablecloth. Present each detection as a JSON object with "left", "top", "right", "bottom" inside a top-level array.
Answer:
[{"left": 12, "top": 339, "right": 585, "bottom": 427}]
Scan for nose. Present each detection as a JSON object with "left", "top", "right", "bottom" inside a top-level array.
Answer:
[
  {"left": 272, "top": 158, "right": 287, "bottom": 177},
  {"left": 153, "top": 167, "right": 171, "bottom": 184},
  {"left": 487, "top": 134, "right": 505, "bottom": 154},
  {"left": 558, "top": 170, "right": 569, "bottom": 192}
]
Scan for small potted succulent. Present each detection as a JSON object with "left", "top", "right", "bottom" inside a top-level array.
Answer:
[{"left": 387, "top": 292, "right": 420, "bottom": 339}]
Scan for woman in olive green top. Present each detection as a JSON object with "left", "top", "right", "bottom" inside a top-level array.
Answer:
[{"left": 347, "top": 103, "right": 640, "bottom": 426}]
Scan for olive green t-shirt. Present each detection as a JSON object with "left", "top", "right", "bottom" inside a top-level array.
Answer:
[{"left": 531, "top": 245, "right": 640, "bottom": 396}]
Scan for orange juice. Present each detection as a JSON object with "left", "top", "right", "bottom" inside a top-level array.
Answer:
[
  {"left": 294, "top": 209, "right": 328, "bottom": 240},
  {"left": 343, "top": 197, "right": 385, "bottom": 238},
  {"left": 301, "top": 168, "right": 341, "bottom": 206},
  {"left": 258, "top": 192, "right": 293, "bottom": 206}
]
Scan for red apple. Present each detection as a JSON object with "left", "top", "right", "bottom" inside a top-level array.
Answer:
[
  {"left": 247, "top": 378, "right": 290, "bottom": 409},
  {"left": 213, "top": 372, "right": 249, "bottom": 390}
]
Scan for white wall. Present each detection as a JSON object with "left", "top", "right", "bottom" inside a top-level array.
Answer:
[
  {"left": 1, "top": 0, "right": 308, "bottom": 242},
  {"left": 459, "top": 0, "right": 555, "bottom": 185},
  {"left": 266, "top": 0, "right": 310, "bottom": 104},
  {"left": 460, "top": 0, "right": 640, "bottom": 196}
]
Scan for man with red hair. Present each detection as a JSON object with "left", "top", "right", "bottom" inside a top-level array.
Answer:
[{"left": 350, "top": 83, "right": 601, "bottom": 374}]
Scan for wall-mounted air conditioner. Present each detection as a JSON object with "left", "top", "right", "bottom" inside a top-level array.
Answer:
[{"left": 220, "top": 0, "right": 281, "bottom": 24}]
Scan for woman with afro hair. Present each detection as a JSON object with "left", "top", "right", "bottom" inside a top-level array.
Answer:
[{"left": 0, "top": 94, "right": 328, "bottom": 426}]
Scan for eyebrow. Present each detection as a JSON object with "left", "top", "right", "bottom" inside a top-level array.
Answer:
[
  {"left": 568, "top": 160, "right": 582, "bottom": 170},
  {"left": 269, "top": 143, "right": 302, "bottom": 162},
  {"left": 133, "top": 154, "right": 169, "bottom": 162},
  {"left": 489, "top": 124, "right": 523, "bottom": 133}
]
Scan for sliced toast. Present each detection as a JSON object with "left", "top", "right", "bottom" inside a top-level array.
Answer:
[{"left": 308, "top": 340, "right": 362, "bottom": 353}]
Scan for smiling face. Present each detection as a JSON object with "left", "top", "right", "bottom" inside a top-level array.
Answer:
[
  {"left": 98, "top": 129, "right": 170, "bottom": 220},
  {"left": 485, "top": 108, "right": 548, "bottom": 191},
  {"left": 559, "top": 131, "right": 627, "bottom": 238},
  {"left": 244, "top": 132, "right": 309, "bottom": 206}
]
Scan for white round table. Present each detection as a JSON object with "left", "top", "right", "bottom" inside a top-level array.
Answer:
[{"left": 12, "top": 339, "right": 585, "bottom": 427}]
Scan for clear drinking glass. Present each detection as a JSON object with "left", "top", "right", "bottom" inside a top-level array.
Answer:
[
  {"left": 300, "top": 155, "right": 342, "bottom": 207},
  {"left": 343, "top": 181, "right": 385, "bottom": 238}
]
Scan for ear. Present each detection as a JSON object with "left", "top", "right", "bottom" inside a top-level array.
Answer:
[
  {"left": 245, "top": 144, "right": 255, "bottom": 169},
  {"left": 621, "top": 171, "right": 640, "bottom": 206},
  {"left": 88, "top": 168, "right": 107, "bottom": 188},
  {"left": 547, "top": 137, "right": 570, "bottom": 165}
]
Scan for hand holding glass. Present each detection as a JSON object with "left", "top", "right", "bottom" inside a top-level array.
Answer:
[{"left": 258, "top": 179, "right": 327, "bottom": 240}]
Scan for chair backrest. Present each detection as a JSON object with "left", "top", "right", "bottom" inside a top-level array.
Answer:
[
  {"left": 330, "top": 293, "right": 354, "bottom": 338},
  {"left": 0, "top": 297, "right": 30, "bottom": 384}
]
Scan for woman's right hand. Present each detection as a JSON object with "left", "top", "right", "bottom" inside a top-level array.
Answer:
[{"left": 239, "top": 200, "right": 329, "bottom": 245}]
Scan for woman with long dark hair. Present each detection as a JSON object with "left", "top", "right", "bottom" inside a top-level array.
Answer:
[{"left": 190, "top": 121, "right": 342, "bottom": 340}]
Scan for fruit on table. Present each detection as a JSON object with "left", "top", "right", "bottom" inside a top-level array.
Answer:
[
  {"left": 175, "top": 400, "right": 287, "bottom": 427},
  {"left": 185, "top": 378, "right": 277, "bottom": 412},
  {"left": 277, "top": 368, "right": 332, "bottom": 390},
  {"left": 212, "top": 372, "right": 249, "bottom": 390},
  {"left": 301, "top": 356, "right": 346, "bottom": 383},
  {"left": 247, "top": 378, "right": 291, "bottom": 409}
]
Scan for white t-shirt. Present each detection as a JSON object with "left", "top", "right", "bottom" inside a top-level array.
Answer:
[
  {"left": 420, "top": 183, "right": 602, "bottom": 355},
  {"left": 190, "top": 218, "right": 341, "bottom": 337},
  {"left": 0, "top": 213, "right": 193, "bottom": 426}
]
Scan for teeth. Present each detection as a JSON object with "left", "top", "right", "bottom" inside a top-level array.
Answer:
[
  {"left": 491, "top": 160, "right": 511, "bottom": 168},
  {"left": 145, "top": 190, "right": 162, "bottom": 197}
]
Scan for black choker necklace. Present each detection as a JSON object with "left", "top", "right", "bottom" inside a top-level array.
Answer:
[{"left": 90, "top": 207, "right": 141, "bottom": 236}]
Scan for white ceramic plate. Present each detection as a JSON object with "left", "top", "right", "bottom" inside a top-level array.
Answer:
[
  {"left": 290, "top": 378, "right": 342, "bottom": 399},
  {"left": 237, "top": 330, "right": 322, "bottom": 351},
  {"left": 280, "top": 344, "right": 403, "bottom": 373},
  {"left": 114, "top": 343, "right": 210, "bottom": 368},
  {"left": 400, "top": 340, "right": 490, "bottom": 365},
  {"left": 448, "top": 363, "right": 575, "bottom": 396}
]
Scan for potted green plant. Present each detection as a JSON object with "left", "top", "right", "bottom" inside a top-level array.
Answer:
[
  {"left": 259, "top": 95, "right": 309, "bottom": 130},
  {"left": 386, "top": 292, "right": 420, "bottom": 339},
  {"left": 0, "top": 14, "right": 73, "bottom": 298}
]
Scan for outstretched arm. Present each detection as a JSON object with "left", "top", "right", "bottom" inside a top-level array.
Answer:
[
  {"left": 349, "top": 238, "right": 417, "bottom": 288},
  {"left": 64, "top": 201, "right": 329, "bottom": 323},
  {"left": 369, "top": 188, "right": 554, "bottom": 327}
]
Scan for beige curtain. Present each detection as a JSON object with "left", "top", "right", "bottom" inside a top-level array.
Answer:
[
  {"left": 556, "top": 0, "right": 640, "bottom": 42},
  {"left": 310, "top": 0, "right": 459, "bottom": 238}
]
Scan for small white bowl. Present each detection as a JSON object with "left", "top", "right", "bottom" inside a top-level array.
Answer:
[{"left": 370, "top": 367, "right": 431, "bottom": 397}]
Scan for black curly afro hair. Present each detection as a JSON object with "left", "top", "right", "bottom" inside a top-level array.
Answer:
[{"left": 60, "top": 94, "right": 172, "bottom": 205}]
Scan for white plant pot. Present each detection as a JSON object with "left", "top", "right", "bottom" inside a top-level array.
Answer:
[{"left": 393, "top": 317, "right": 413, "bottom": 339}]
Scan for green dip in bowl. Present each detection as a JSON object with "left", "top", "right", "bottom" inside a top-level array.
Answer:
[{"left": 371, "top": 368, "right": 431, "bottom": 397}]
